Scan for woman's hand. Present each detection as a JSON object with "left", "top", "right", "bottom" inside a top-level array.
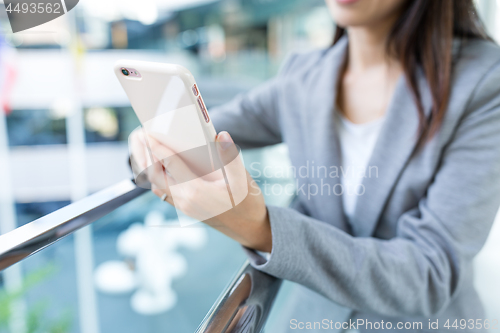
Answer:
[{"left": 129, "top": 130, "right": 272, "bottom": 252}]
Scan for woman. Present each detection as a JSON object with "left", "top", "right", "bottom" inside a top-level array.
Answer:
[{"left": 133, "top": 0, "right": 500, "bottom": 331}]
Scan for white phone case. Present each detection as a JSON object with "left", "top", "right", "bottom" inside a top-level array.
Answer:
[{"left": 114, "top": 60, "right": 218, "bottom": 177}]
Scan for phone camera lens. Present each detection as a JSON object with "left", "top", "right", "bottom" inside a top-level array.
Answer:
[{"left": 121, "top": 68, "right": 129, "bottom": 76}]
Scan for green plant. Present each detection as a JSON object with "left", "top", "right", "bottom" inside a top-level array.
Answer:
[{"left": 0, "top": 264, "right": 73, "bottom": 333}]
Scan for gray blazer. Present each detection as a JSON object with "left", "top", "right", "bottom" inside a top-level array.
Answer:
[{"left": 209, "top": 37, "right": 500, "bottom": 332}]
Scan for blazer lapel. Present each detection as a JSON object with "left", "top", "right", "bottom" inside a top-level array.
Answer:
[
  {"left": 302, "top": 37, "right": 350, "bottom": 231},
  {"left": 350, "top": 70, "right": 432, "bottom": 237}
]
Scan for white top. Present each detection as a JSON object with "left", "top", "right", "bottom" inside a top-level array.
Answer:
[{"left": 335, "top": 112, "right": 385, "bottom": 221}]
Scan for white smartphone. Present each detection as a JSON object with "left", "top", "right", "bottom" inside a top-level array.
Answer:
[{"left": 114, "top": 60, "right": 218, "bottom": 178}]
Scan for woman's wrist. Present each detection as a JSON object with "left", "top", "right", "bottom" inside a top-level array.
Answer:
[
  {"left": 241, "top": 210, "right": 272, "bottom": 253},
  {"left": 211, "top": 208, "right": 272, "bottom": 252}
]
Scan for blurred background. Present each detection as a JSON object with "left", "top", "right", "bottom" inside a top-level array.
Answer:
[{"left": 0, "top": 0, "right": 499, "bottom": 332}]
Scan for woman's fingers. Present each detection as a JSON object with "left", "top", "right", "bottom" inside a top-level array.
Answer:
[
  {"left": 147, "top": 132, "right": 252, "bottom": 217},
  {"left": 152, "top": 183, "right": 175, "bottom": 206},
  {"left": 147, "top": 136, "right": 198, "bottom": 184},
  {"left": 148, "top": 151, "right": 175, "bottom": 205},
  {"left": 216, "top": 131, "right": 250, "bottom": 206},
  {"left": 145, "top": 153, "right": 169, "bottom": 189},
  {"left": 216, "top": 131, "right": 241, "bottom": 168},
  {"left": 129, "top": 128, "right": 150, "bottom": 171}
]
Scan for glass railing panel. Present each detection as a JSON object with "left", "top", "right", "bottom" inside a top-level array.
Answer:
[
  {"left": 0, "top": 189, "right": 246, "bottom": 333},
  {"left": 91, "top": 191, "right": 246, "bottom": 333}
]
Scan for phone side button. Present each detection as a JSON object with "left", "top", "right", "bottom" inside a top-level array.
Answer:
[
  {"left": 197, "top": 96, "right": 210, "bottom": 123},
  {"left": 202, "top": 108, "right": 210, "bottom": 123},
  {"left": 192, "top": 84, "right": 199, "bottom": 96}
]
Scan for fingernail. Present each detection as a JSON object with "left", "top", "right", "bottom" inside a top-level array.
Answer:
[{"left": 218, "top": 131, "right": 233, "bottom": 150}]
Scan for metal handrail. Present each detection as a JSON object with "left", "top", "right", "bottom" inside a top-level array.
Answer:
[
  {"left": 196, "top": 262, "right": 282, "bottom": 333},
  {"left": 0, "top": 179, "right": 148, "bottom": 270}
]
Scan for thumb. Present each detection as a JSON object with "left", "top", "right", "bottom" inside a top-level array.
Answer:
[
  {"left": 216, "top": 131, "right": 240, "bottom": 167},
  {"left": 216, "top": 131, "right": 250, "bottom": 206}
]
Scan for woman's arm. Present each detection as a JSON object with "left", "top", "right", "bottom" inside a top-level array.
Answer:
[{"left": 244, "top": 60, "right": 500, "bottom": 317}]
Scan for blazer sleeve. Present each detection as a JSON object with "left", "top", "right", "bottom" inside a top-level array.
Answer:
[
  {"left": 208, "top": 55, "right": 297, "bottom": 149},
  {"left": 244, "top": 59, "right": 500, "bottom": 317}
]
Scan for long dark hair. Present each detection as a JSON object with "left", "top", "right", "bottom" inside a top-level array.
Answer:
[{"left": 333, "top": 0, "right": 491, "bottom": 143}]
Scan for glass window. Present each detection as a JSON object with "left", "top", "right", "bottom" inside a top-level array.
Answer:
[{"left": 6, "top": 109, "right": 67, "bottom": 147}]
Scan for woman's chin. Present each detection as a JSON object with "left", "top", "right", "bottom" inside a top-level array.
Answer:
[
  {"left": 335, "top": 0, "right": 360, "bottom": 5},
  {"left": 333, "top": 17, "right": 367, "bottom": 28}
]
